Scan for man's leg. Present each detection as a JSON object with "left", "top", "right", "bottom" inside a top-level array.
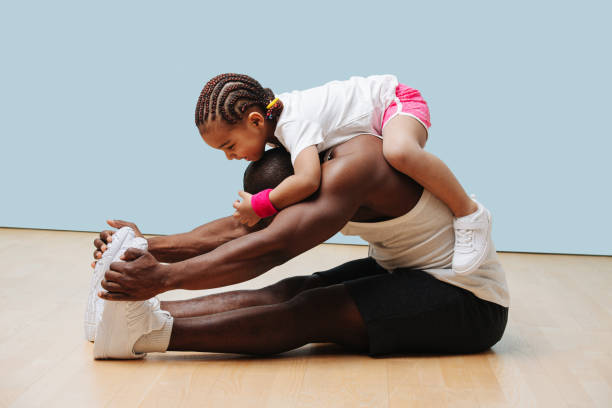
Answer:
[
  {"left": 161, "top": 258, "right": 384, "bottom": 319},
  {"left": 168, "top": 283, "right": 369, "bottom": 355},
  {"left": 160, "top": 274, "right": 326, "bottom": 318},
  {"left": 94, "top": 258, "right": 381, "bottom": 358}
]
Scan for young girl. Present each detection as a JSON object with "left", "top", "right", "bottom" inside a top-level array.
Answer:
[{"left": 195, "top": 73, "right": 491, "bottom": 274}]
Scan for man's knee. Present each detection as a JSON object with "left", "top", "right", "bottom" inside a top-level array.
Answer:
[
  {"left": 264, "top": 274, "right": 327, "bottom": 303},
  {"left": 285, "top": 284, "right": 368, "bottom": 350}
]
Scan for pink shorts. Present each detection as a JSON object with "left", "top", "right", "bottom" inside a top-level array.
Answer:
[{"left": 381, "top": 84, "right": 431, "bottom": 132}]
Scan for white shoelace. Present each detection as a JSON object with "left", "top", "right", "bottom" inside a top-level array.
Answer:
[{"left": 455, "top": 228, "right": 474, "bottom": 252}]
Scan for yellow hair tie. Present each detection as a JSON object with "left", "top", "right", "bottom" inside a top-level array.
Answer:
[{"left": 266, "top": 97, "right": 279, "bottom": 109}]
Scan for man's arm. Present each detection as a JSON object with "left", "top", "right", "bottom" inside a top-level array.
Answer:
[
  {"left": 164, "top": 148, "right": 379, "bottom": 291},
  {"left": 101, "top": 136, "right": 385, "bottom": 301},
  {"left": 147, "top": 216, "right": 257, "bottom": 263}
]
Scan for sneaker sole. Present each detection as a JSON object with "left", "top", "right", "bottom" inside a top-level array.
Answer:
[
  {"left": 454, "top": 209, "right": 492, "bottom": 275},
  {"left": 84, "top": 227, "right": 134, "bottom": 342}
]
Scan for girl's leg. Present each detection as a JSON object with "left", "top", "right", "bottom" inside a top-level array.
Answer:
[
  {"left": 381, "top": 115, "right": 477, "bottom": 217},
  {"left": 160, "top": 274, "right": 326, "bottom": 318},
  {"left": 382, "top": 115, "right": 492, "bottom": 274},
  {"left": 168, "top": 283, "right": 369, "bottom": 355}
]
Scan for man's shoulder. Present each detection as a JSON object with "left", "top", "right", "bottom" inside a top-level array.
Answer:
[
  {"left": 329, "top": 135, "right": 384, "bottom": 167},
  {"left": 320, "top": 136, "right": 385, "bottom": 191},
  {"left": 320, "top": 135, "right": 425, "bottom": 221}
]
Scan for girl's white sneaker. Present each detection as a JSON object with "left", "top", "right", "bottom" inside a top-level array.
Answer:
[{"left": 452, "top": 196, "right": 492, "bottom": 275}]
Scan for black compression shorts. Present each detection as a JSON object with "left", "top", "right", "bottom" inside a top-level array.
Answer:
[{"left": 313, "top": 257, "right": 508, "bottom": 356}]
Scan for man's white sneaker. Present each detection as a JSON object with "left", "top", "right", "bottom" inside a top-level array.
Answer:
[
  {"left": 93, "top": 298, "right": 172, "bottom": 360},
  {"left": 84, "top": 227, "right": 149, "bottom": 342},
  {"left": 85, "top": 227, "right": 133, "bottom": 341},
  {"left": 452, "top": 196, "right": 492, "bottom": 275}
]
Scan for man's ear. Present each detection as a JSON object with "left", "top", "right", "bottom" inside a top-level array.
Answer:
[{"left": 247, "top": 111, "right": 265, "bottom": 127}]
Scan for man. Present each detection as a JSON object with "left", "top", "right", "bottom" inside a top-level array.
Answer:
[{"left": 91, "top": 135, "right": 509, "bottom": 359}]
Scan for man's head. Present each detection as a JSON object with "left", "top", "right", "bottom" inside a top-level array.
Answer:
[{"left": 243, "top": 147, "right": 294, "bottom": 194}]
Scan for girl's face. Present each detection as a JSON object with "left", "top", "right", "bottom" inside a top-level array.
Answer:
[{"left": 200, "top": 112, "right": 268, "bottom": 162}]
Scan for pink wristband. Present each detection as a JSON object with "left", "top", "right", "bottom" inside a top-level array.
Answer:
[{"left": 251, "top": 189, "right": 278, "bottom": 218}]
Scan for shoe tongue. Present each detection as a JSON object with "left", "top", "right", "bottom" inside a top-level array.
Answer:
[{"left": 455, "top": 210, "right": 485, "bottom": 230}]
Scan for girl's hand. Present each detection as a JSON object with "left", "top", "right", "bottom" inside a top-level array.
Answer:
[{"left": 232, "top": 191, "right": 262, "bottom": 227}]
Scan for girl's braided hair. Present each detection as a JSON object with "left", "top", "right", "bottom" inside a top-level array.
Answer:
[{"left": 195, "top": 73, "right": 283, "bottom": 128}]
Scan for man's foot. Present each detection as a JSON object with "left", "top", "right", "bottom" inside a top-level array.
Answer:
[
  {"left": 84, "top": 227, "right": 139, "bottom": 341},
  {"left": 452, "top": 196, "right": 492, "bottom": 274},
  {"left": 93, "top": 296, "right": 173, "bottom": 360}
]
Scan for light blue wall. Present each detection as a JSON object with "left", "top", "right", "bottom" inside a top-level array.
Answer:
[{"left": 1, "top": 0, "right": 610, "bottom": 255}]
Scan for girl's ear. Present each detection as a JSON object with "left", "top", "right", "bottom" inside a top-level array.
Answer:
[{"left": 247, "top": 111, "right": 265, "bottom": 127}]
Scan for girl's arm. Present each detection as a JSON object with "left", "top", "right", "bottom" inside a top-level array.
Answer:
[
  {"left": 269, "top": 145, "right": 321, "bottom": 209},
  {"left": 233, "top": 146, "right": 322, "bottom": 226}
]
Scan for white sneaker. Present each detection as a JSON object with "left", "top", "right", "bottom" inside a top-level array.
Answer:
[
  {"left": 452, "top": 196, "right": 492, "bottom": 275},
  {"left": 93, "top": 297, "right": 171, "bottom": 360},
  {"left": 84, "top": 227, "right": 150, "bottom": 341},
  {"left": 85, "top": 227, "right": 134, "bottom": 341}
]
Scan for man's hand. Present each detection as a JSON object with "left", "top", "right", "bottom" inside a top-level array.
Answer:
[
  {"left": 92, "top": 219, "right": 143, "bottom": 268},
  {"left": 232, "top": 191, "right": 262, "bottom": 227},
  {"left": 99, "top": 247, "right": 170, "bottom": 301}
]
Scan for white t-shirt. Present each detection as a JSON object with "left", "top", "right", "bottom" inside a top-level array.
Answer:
[
  {"left": 341, "top": 189, "right": 510, "bottom": 307},
  {"left": 273, "top": 75, "right": 399, "bottom": 164}
]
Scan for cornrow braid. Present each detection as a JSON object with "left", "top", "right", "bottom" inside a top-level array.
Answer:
[{"left": 195, "top": 73, "right": 284, "bottom": 128}]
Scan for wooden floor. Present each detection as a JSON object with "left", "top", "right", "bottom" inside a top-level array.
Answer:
[{"left": 0, "top": 228, "right": 611, "bottom": 407}]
